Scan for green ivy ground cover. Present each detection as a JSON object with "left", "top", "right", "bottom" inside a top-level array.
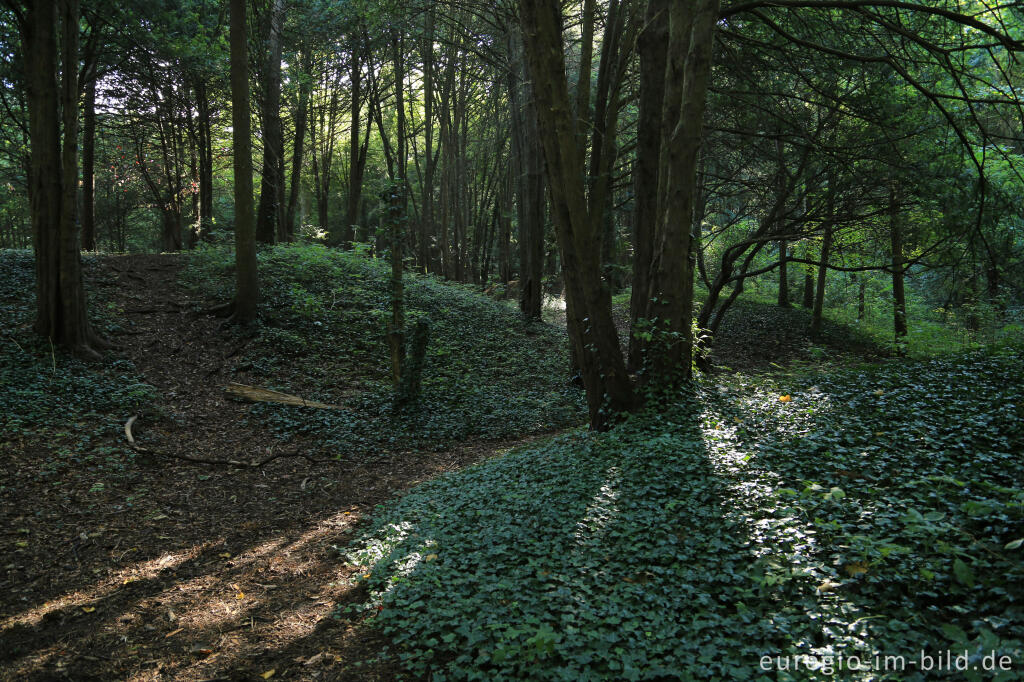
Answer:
[
  {"left": 183, "top": 244, "right": 585, "bottom": 454},
  {"left": 346, "top": 348, "right": 1024, "bottom": 680},
  {"left": 0, "top": 251, "right": 155, "bottom": 476}
]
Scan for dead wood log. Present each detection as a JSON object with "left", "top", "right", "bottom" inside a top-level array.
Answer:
[{"left": 223, "top": 382, "right": 347, "bottom": 410}]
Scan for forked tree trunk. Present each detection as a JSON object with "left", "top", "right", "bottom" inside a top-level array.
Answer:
[
  {"left": 519, "top": 0, "right": 636, "bottom": 428},
  {"left": 229, "top": 0, "right": 259, "bottom": 323}
]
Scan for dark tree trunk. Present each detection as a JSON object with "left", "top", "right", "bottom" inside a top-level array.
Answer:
[
  {"left": 255, "top": 0, "right": 285, "bottom": 244},
  {"left": 777, "top": 239, "right": 789, "bottom": 307},
  {"left": 642, "top": 0, "right": 718, "bottom": 385},
  {"left": 507, "top": 27, "right": 544, "bottom": 319},
  {"left": 809, "top": 222, "right": 832, "bottom": 337},
  {"left": 627, "top": 0, "right": 667, "bottom": 371},
  {"left": 519, "top": 0, "right": 637, "bottom": 428},
  {"left": 803, "top": 269, "right": 814, "bottom": 308},
  {"left": 230, "top": 0, "right": 258, "bottom": 323},
  {"left": 195, "top": 80, "right": 215, "bottom": 241},
  {"left": 81, "top": 74, "right": 96, "bottom": 251},
  {"left": 419, "top": 9, "right": 436, "bottom": 269},
  {"left": 890, "top": 188, "right": 907, "bottom": 351},
  {"left": 22, "top": 0, "right": 103, "bottom": 357},
  {"left": 345, "top": 46, "right": 368, "bottom": 248},
  {"left": 284, "top": 52, "right": 311, "bottom": 241}
]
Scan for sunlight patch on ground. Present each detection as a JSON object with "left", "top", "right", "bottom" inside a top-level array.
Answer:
[
  {"left": 6, "top": 507, "right": 364, "bottom": 680},
  {"left": 0, "top": 543, "right": 205, "bottom": 631}
]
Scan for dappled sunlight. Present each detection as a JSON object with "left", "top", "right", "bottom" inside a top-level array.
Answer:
[
  {"left": 2, "top": 504, "right": 367, "bottom": 680},
  {"left": 572, "top": 466, "right": 622, "bottom": 546},
  {"left": 1, "top": 542, "right": 205, "bottom": 631}
]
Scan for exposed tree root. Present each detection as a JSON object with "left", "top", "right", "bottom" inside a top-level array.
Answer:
[{"left": 124, "top": 415, "right": 331, "bottom": 468}]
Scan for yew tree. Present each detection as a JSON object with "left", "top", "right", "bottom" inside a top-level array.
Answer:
[{"left": 5, "top": 0, "right": 108, "bottom": 358}]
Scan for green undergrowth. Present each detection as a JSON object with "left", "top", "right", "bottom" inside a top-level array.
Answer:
[
  {"left": 345, "top": 347, "right": 1024, "bottom": 681},
  {"left": 182, "top": 244, "right": 584, "bottom": 454},
  {"left": 0, "top": 251, "right": 155, "bottom": 478}
]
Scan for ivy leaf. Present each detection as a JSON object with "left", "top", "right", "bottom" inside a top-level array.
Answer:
[{"left": 953, "top": 558, "right": 975, "bottom": 588}]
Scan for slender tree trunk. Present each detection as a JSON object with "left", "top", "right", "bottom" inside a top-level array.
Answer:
[
  {"left": 420, "top": 9, "right": 436, "bottom": 269},
  {"left": 285, "top": 51, "right": 311, "bottom": 240},
  {"left": 890, "top": 187, "right": 907, "bottom": 352},
  {"left": 81, "top": 74, "right": 96, "bottom": 251},
  {"left": 195, "top": 80, "right": 215, "bottom": 241},
  {"left": 255, "top": 0, "right": 285, "bottom": 244},
  {"left": 344, "top": 47, "right": 364, "bottom": 247},
  {"left": 507, "top": 27, "right": 544, "bottom": 319},
  {"left": 777, "top": 239, "right": 789, "bottom": 307},
  {"left": 627, "top": 0, "right": 667, "bottom": 371},
  {"left": 230, "top": 0, "right": 258, "bottom": 323},
  {"left": 387, "top": 183, "right": 405, "bottom": 387},
  {"left": 810, "top": 223, "right": 832, "bottom": 336},
  {"left": 803, "top": 268, "right": 814, "bottom": 308}
]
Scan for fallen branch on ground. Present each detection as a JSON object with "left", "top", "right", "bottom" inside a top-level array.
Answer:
[
  {"left": 224, "top": 382, "right": 348, "bottom": 410},
  {"left": 123, "top": 415, "right": 331, "bottom": 467}
]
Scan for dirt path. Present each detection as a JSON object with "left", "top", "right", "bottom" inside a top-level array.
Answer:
[{"left": 1, "top": 255, "right": 543, "bottom": 681}]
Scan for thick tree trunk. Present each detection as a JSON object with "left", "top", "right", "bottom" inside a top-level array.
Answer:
[
  {"left": 255, "top": 0, "right": 285, "bottom": 244},
  {"left": 642, "top": 0, "right": 718, "bottom": 385},
  {"left": 230, "top": 0, "right": 259, "bottom": 323},
  {"left": 81, "top": 74, "right": 96, "bottom": 251},
  {"left": 23, "top": 0, "right": 102, "bottom": 357}
]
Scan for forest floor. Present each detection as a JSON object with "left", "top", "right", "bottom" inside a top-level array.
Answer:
[{"left": 0, "top": 249, "right": 959, "bottom": 681}]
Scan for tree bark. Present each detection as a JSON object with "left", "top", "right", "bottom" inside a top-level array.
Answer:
[
  {"left": 285, "top": 51, "right": 311, "bottom": 240},
  {"left": 255, "top": 0, "right": 285, "bottom": 244},
  {"left": 809, "top": 223, "right": 833, "bottom": 337},
  {"left": 510, "top": 32, "right": 545, "bottom": 320},
  {"left": 627, "top": 0, "right": 667, "bottom": 371},
  {"left": 22, "top": 0, "right": 103, "bottom": 357},
  {"left": 777, "top": 239, "right": 789, "bottom": 307},
  {"left": 642, "top": 0, "right": 718, "bottom": 385},
  {"left": 81, "top": 73, "right": 96, "bottom": 252},
  {"left": 890, "top": 186, "right": 907, "bottom": 352},
  {"left": 230, "top": 0, "right": 259, "bottom": 323},
  {"left": 519, "top": 0, "right": 637, "bottom": 428},
  {"left": 195, "top": 80, "right": 215, "bottom": 241},
  {"left": 344, "top": 44, "right": 366, "bottom": 248}
]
